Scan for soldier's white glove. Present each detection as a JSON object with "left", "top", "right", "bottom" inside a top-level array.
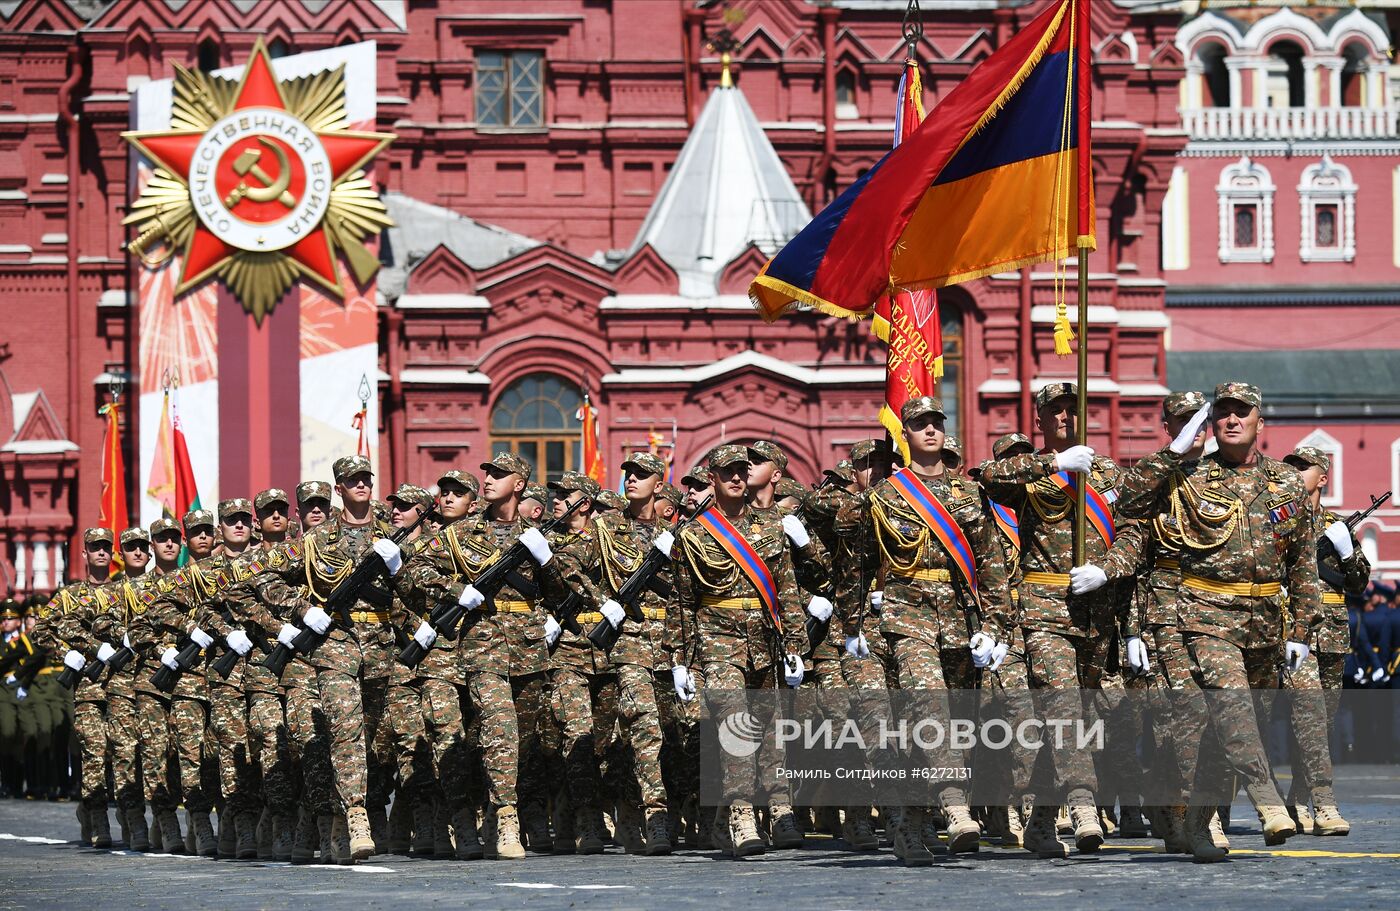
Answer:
[
  {"left": 1169, "top": 403, "right": 1212, "bottom": 456},
  {"left": 1054, "top": 445, "right": 1095, "bottom": 475},
  {"left": 652, "top": 530, "right": 675, "bottom": 557},
  {"left": 601, "top": 600, "right": 626, "bottom": 629},
  {"left": 805, "top": 596, "right": 833, "bottom": 622},
  {"left": 783, "top": 654, "right": 805, "bottom": 687},
  {"left": 190, "top": 626, "right": 214, "bottom": 649},
  {"left": 4, "top": 675, "right": 14, "bottom": 686},
  {"left": 15, "top": 687, "right": 26, "bottom": 701},
  {"left": 302, "top": 606, "right": 332, "bottom": 635},
  {"left": 123, "top": 633, "right": 132, "bottom": 649},
  {"left": 96, "top": 642, "right": 117, "bottom": 663},
  {"left": 1324, "top": 521, "right": 1355, "bottom": 560},
  {"left": 519, "top": 527, "right": 553, "bottom": 565},
  {"left": 276, "top": 624, "right": 300, "bottom": 648},
  {"left": 844, "top": 634, "right": 870, "bottom": 659},
  {"left": 869, "top": 590, "right": 884, "bottom": 614},
  {"left": 989, "top": 641, "right": 1009, "bottom": 672},
  {"left": 1070, "top": 564, "right": 1109, "bottom": 595},
  {"left": 671, "top": 665, "right": 696, "bottom": 702},
  {"left": 1372, "top": 666, "right": 1387, "bottom": 683},
  {"left": 373, "top": 538, "right": 403, "bottom": 576},
  {"left": 969, "top": 632, "right": 995, "bottom": 668},
  {"left": 225, "top": 630, "right": 253, "bottom": 656},
  {"left": 159, "top": 647, "right": 180, "bottom": 670},
  {"left": 1126, "top": 636, "right": 1152, "bottom": 675},
  {"left": 414, "top": 621, "right": 437, "bottom": 650},
  {"left": 781, "top": 514, "right": 810, "bottom": 549},
  {"left": 1285, "top": 640, "right": 1310, "bottom": 672},
  {"left": 458, "top": 585, "right": 485, "bottom": 611},
  {"left": 1353, "top": 667, "right": 1366, "bottom": 684},
  {"left": 63, "top": 650, "right": 86, "bottom": 671}
]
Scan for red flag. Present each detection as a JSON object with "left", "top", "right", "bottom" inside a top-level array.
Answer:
[
  {"left": 352, "top": 405, "right": 370, "bottom": 458},
  {"left": 577, "top": 393, "right": 605, "bottom": 485},
  {"left": 877, "top": 59, "right": 944, "bottom": 463},
  {"left": 171, "top": 415, "right": 199, "bottom": 519},
  {"left": 147, "top": 392, "right": 177, "bottom": 516},
  {"left": 98, "top": 400, "right": 127, "bottom": 575}
]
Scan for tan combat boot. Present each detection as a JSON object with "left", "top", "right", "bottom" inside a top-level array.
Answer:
[
  {"left": 616, "top": 802, "right": 646, "bottom": 854},
  {"left": 190, "top": 810, "right": 218, "bottom": 857},
  {"left": 368, "top": 804, "right": 388, "bottom": 855},
  {"left": 1002, "top": 802, "right": 1026, "bottom": 848},
  {"left": 493, "top": 805, "right": 526, "bottom": 860},
  {"left": 158, "top": 810, "right": 185, "bottom": 855},
  {"left": 551, "top": 801, "right": 576, "bottom": 855},
  {"left": 1022, "top": 804, "right": 1069, "bottom": 859},
  {"left": 330, "top": 813, "right": 353, "bottom": 865},
  {"left": 149, "top": 811, "right": 164, "bottom": 852},
  {"left": 387, "top": 798, "right": 413, "bottom": 855},
  {"left": 1055, "top": 805, "right": 1072, "bottom": 835},
  {"left": 941, "top": 797, "right": 981, "bottom": 854},
  {"left": 521, "top": 804, "right": 552, "bottom": 854},
  {"left": 316, "top": 814, "right": 335, "bottom": 864},
  {"left": 346, "top": 806, "right": 376, "bottom": 860},
  {"left": 1161, "top": 806, "right": 1190, "bottom": 854},
  {"left": 217, "top": 810, "right": 236, "bottom": 858},
  {"left": 271, "top": 814, "right": 294, "bottom": 861},
  {"left": 452, "top": 807, "right": 484, "bottom": 860},
  {"left": 1208, "top": 809, "right": 1230, "bottom": 850},
  {"left": 290, "top": 809, "right": 318, "bottom": 865},
  {"left": 644, "top": 808, "right": 672, "bottom": 856},
  {"left": 1185, "top": 804, "right": 1227, "bottom": 863},
  {"left": 727, "top": 804, "right": 765, "bottom": 858},
  {"left": 78, "top": 804, "right": 92, "bottom": 846},
  {"left": 767, "top": 803, "right": 803, "bottom": 849},
  {"left": 1289, "top": 802, "right": 1315, "bottom": 835},
  {"left": 126, "top": 807, "right": 151, "bottom": 852},
  {"left": 91, "top": 805, "right": 112, "bottom": 849},
  {"left": 814, "top": 806, "right": 841, "bottom": 835},
  {"left": 255, "top": 807, "right": 273, "bottom": 859},
  {"left": 573, "top": 807, "right": 605, "bottom": 854},
  {"left": 841, "top": 807, "right": 879, "bottom": 850},
  {"left": 1067, "top": 789, "right": 1104, "bottom": 854},
  {"left": 1246, "top": 782, "right": 1296, "bottom": 846},
  {"left": 1119, "top": 804, "right": 1149, "bottom": 837},
  {"left": 711, "top": 806, "right": 734, "bottom": 856},
  {"left": 1311, "top": 788, "right": 1350, "bottom": 836},
  {"left": 409, "top": 801, "right": 435, "bottom": 857},
  {"left": 236, "top": 811, "right": 259, "bottom": 859},
  {"left": 183, "top": 810, "right": 196, "bottom": 855},
  {"left": 892, "top": 807, "right": 933, "bottom": 867},
  {"left": 431, "top": 803, "right": 456, "bottom": 859},
  {"left": 1098, "top": 805, "right": 1118, "bottom": 836}
]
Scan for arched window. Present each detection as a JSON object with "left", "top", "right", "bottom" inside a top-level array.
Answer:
[
  {"left": 1341, "top": 42, "right": 1369, "bottom": 107},
  {"left": 490, "top": 373, "right": 582, "bottom": 485},
  {"left": 197, "top": 38, "right": 222, "bottom": 73},
  {"left": 1265, "top": 40, "right": 1305, "bottom": 108},
  {"left": 1199, "top": 42, "right": 1231, "bottom": 107},
  {"left": 938, "top": 297, "right": 963, "bottom": 438},
  {"left": 1298, "top": 155, "right": 1356, "bottom": 263},
  {"left": 835, "top": 69, "right": 856, "bottom": 119},
  {"left": 1217, "top": 156, "right": 1274, "bottom": 263},
  {"left": 268, "top": 38, "right": 292, "bottom": 59},
  {"left": 1294, "top": 428, "right": 1342, "bottom": 508}
]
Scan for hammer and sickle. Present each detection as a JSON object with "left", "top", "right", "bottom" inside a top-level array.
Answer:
[{"left": 223, "top": 137, "right": 297, "bottom": 210}]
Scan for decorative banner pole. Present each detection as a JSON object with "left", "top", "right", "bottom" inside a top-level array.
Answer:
[{"left": 354, "top": 374, "right": 372, "bottom": 460}]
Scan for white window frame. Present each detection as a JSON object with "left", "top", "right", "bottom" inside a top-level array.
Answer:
[
  {"left": 1217, "top": 156, "right": 1275, "bottom": 263},
  {"left": 1298, "top": 154, "right": 1356, "bottom": 263},
  {"left": 1295, "top": 428, "right": 1343, "bottom": 508}
]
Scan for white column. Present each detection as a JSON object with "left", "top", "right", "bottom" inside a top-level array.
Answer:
[
  {"left": 13, "top": 537, "right": 27, "bottom": 593},
  {"left": 52, "top": 539, "right": 65, "bottom": 589},
  {"left": 32, "top": 541, "right": 49, "bottom": 593},
  {"left": 1303, "top": 58, "right": 1319, "bottom": 109}
]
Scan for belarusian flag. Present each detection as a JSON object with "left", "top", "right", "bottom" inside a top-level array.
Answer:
[{"left": 147, "top": 390, "right": 200, "bottom": 519}]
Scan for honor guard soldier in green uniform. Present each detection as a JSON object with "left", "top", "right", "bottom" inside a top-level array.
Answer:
[{"left": 102, "top": 527, "right": 157, "bottom": 851}]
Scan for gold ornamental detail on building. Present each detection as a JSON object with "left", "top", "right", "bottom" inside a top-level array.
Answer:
[{"left": 122, "top": 39, "right": 395, "bottom": 324}]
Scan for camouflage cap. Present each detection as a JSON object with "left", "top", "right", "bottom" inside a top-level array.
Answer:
[
  {"left": 1162, "top": 390, "right": 1208, "bottom": 419},
  {"left": 119, "top": 526, "right": 150, "bottom": 548},
  {"left": 849, "top": 439, "right": 889, "bottom": 462},
  {"left": 20, "top": 597, "right": 38, "bottom": 618},
  {"left": 823, "top": 459, "right": 856, "bottom": 484},
  {"left": 1034, "top": 382, "right": 1078, "bottom": 411},
  {"left": 182, "top": 509, "right": 215, "bottom": 531},
  {"left": 596, "top": 489, "right": 627, "bottom": 512},
  {"left": 992, "top": 432, "right": 1034, "bottom": 459},
  {"left": 900, "top": 396, "right": 945, "bottom": 423},
  {"left": 943, "top": 435, "right": 963, "bottom": 459},
  {"left": 548, "top": 471, "right": 601, "bottom": 498},
  {"left": 1285, "top": 446, "right": 1331, "bottom": 473},
  {"left": 218, "top": 498, "right": 253, "bottom": 520},
  {"left": 682, "top": 464, "right": 713, "bottom": 488},
  {"left": 776, "top": 477, "right": 808, "bottom": 501},
  {"left": 83, "top": 527, "right": 114, "bottom": 546},
  {"left": 708, "top": 444, "right": 751, "bottom": 469},
  {"left": 436, "top": 469, "right": 480, "bottom": 497},
  {"left": 746, "top": 440, "right": 788, "bottom": 471},
  {"left": 332, "top": 455, "right": 373, "bottom": 481},
  {"left": 148, "top": 517, "right": 182, "bottom": 538},
  {"left": 621, "top": 452, "right": 668, "bottom": 479},
  {"left": 521, "top": 484, "right": 550, "bottom": 505},
  {"left": 387, "top": 483, "right": 434, "bottom": 511},
  {"left": 1213, "top": 381, "right": 1261, "bottom": 410},
  {"left": 1, "top": 599, "right": 18, "bottom": 620},
  {"left": 254, "top": 488, "right": 289, "bottom": 511},
  {"left": 295, "top": 480, "right": 332, "bottom": 503},
  {"left": 657, "top": 483, "right": 685, "bottom": 506},
  {"left": 480, "top": 451, "right": 532, "bottom": 482}
]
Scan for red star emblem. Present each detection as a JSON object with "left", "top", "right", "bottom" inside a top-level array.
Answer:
[{"left": 124, "top": 40, "right": 393, "bottom": 301}]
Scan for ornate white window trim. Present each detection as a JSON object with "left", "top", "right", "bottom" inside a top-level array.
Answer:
[
  {"left": 1298, "top": 154, "right": 1356, "bottom": 262},
  {"left": 1217, "top": 156, "right": 1274, "bottom": 263},
  {"left": 1295, "top": 428, "right": 1343, "bottom": 508}
]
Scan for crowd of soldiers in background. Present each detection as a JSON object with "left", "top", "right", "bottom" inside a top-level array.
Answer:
[{"left": 0, "top": 380, "right": 1389, "bottom": 867}]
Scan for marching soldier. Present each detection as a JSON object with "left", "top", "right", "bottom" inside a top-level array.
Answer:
[
  {"left": 1115, "top": 382, "right": 1310, "bottom": 861},
  {"left": 0, "top": 601, "right": 26, "bottom": 798},
  {"left": 103, "top": 527, "right": 158, "bottom": 851}
]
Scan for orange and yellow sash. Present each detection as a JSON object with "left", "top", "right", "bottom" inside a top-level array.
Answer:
[
  {"left": 1050, "top": 471, "right": 1115, "bottom": 546},
  {"left": 889, "top": 468, "right": 978, "bottom": 589},
  {"left": 696, "top": 509, "right": 782, "bottom": 633}
]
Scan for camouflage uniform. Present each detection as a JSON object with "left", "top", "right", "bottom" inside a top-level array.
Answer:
[{"left": 101, "top": 532, "right": 156, "bottom": 825}]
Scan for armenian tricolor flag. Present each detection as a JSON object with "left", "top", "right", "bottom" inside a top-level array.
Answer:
[
  {"left": 750, "top": 0, "right": 1093, "bottom": 339},
  {"left": 888, "top": 468, "right": 978, "bottom": 590}
]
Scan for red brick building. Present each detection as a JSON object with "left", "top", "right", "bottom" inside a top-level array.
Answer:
[{"left": 0, "top": 0, "right": 1393, "bottom": 593}]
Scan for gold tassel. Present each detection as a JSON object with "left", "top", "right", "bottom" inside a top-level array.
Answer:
[{"left": 1053, "top": 300, "right": 1075, "bottom": 357}]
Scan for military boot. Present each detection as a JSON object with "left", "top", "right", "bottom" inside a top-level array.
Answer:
[
  {"left": 1289, "top": 801, "right": 1315, "bottom": 836},
  {"left": 183, "top": 810, "right": 196, "bottom": 855},
  {"left": 644, "top": 808, "right": 672, "bottom": 856},
  {"left": 90, "top": 804, "right": 112, "bottom": 849},
  {"left": 1245, "top": 782, "right": 1296, "bottom": 846},
  {"left": 841, "top": 807, "right": 878, "bottom": 850},
  {"left": 290, "top": 809, "right": 318, "bottom": 865},
  {"left": 255, "top": 807, "right": 273, "bottom": 859},
  {"left": 522, "top": 804, "right": 552, "bottom": 854},
  {"left": 1119, "top": 804, "right": 1150, "bottom": 837},
  {"left": 1098, "top": 805, "right": 1118, "bottom": 836},
  {"left": 216, "top": 811, "right": 236, "bottom": 858},
  {"left": 158, "top": 810, "right": 185, "bottom": 855},
  {"left": 1158, "top": 806, "right": 1190, "bottom": 854},
  {"left": 346, "top": 806, "right": 375, "bottom": 860},
  {"left": 481, "top": 807, "right": 498, "bottom": 859},
  {"left": 1184, "top": 804, "right": 1227, "bottom": 863},
  {"left": 1311, "top": 788, "right": 1350, "bottom": 836},
  {"left": 893, "top": 807, "right": 933, "bottom": 867},
  {"left": 574, "top": 807, "right": 605, "bottom": 854},
  {"left": 126, "top": 807, "right": 151, "bottom": 852},
  {"left": 452, "top": 806, "right": 484, "bottom": 860},
  {"left": 367, "top": 804, "right": 389, "bottom": 855},
  {"left": 941, "top": 795, "right": 981, "bottom": 854},
  {"left": 78, "top": 804, "right": 91, "bottom": 845},
  {"left": 1054, "top": 805, "right": 1072, "bottom": 835},
  {"left": 190, "top": 810, "right": 217, "bottom": 857},
  {"left": 149, "top": 810, "right": 164, "bottom": 852},
  {"left": 616, "top": 802, "right": 646, "bottom": 854},
  {"left": 431, "top": 803, "right": 455, "bottom": 859},
  {"left": 118, "top": 808, "right": 130, "bottom": 848},
  {"left": 330, "top": 814, "right": 353, "bottom": 865},
  {"left": 768, "top": 803, "right": 803, "bottom": 849},
  {"left": 727, "top": 804, "right": 765, "bottom": 858},
  {"left": 1002, "top": 802, "right": 1026, "bottom": 848},
  {"left": 1022, "top": 804, "right": 1069, "bottom": 859},
  {"left": 493, "top": 805, "right": 526, "bottom": 860},
  {"left": 711, "top": 807, "right": 734, "bottom": 856},
  {"left": 316, "top": 814, "right": 335, "bottom": 864},
  {"left": 234, "top": 812, "right": 259, "bottom": 859},
  {"left": 387, "top": 798, "right": 413, "bottom": 855},
  {"left": 1067, "top": 789, "right": 1104, "bottom": 854},
  {"left": 696, "top": 805, "right": 715, "bottom": 850},
  {"left": 271, "top": 814, "right": 294, "bottom": 861},
  {"left": 408, "top": 801, "right": 433, "bottom": 856},
  {"left": 814, "top": 805, "right": 841, "bottom": 835},
  {"left": 551, "top": 798, "right": 576, "bottom": 855},
  {"left": 1208, "top": 809, "right": 1230, "bottom": 850}
]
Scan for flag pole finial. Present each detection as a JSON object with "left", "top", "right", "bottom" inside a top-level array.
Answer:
[
  {"left": 707, "top": 21, "right": 742, "bottom": 89},
  {"left": 902, "top": 0, "right": 923, "bottom": 61}
]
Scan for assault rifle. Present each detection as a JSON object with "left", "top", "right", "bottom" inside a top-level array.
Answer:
[
  {"left": 151, "top": 635, "right": 205, "bottom": 693},
  {"left": 397, "top": 497, "right": 588, "bottom": 670},
  {"left": 1318, "top": 491, "right": 1390, "bottom": 591}
]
